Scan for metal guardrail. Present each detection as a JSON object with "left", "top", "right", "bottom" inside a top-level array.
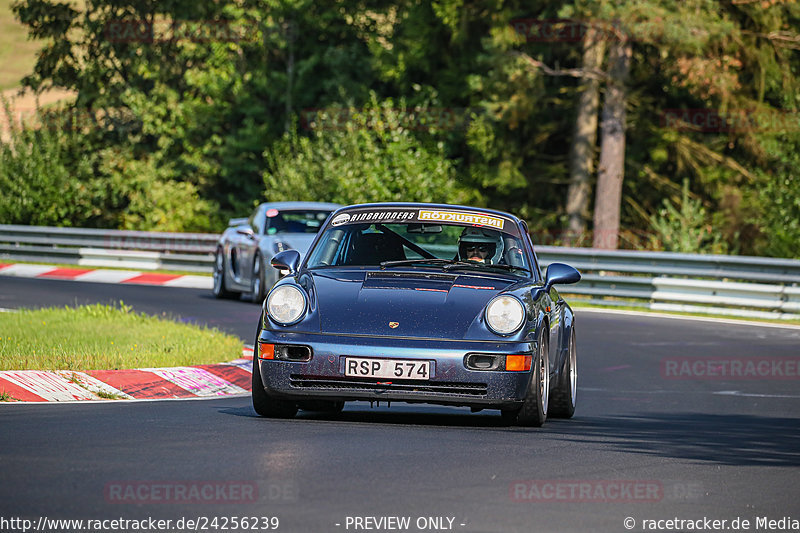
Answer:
[
  {"left": 2, "top": 224, "right": 799, "bottom": 319},
  {"left": 535, "top": 246, "right": 800, "bottom": 320},
  {"left": 0, "top": 224, "right": 216, "bottom": 272}
]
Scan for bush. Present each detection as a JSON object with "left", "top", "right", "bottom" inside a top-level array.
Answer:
[
  {"left": 648, "top": 179, "right": 728, "bottom": 254},
  {"left": 0, "top": 104, "right": 97, "bottom": 226},
  {"left": 263, "top": 98, "right": 473, "bottom": 206},
  {"left": 99, "top": 147, "right": 214, "bottom": 232},
  {"left": 0, "top": 104, "right": 215, "bottom": 232}
]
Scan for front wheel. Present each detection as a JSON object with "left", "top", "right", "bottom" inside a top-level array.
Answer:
[
  {"left": 212, "top": 248, "right": 237, "bottom": 299},
  {"left": 252, "top": 315, "right": 298, "bottom": 418},
  {"left": 550, "top": 327, "right": 577, "bottom": 418},
  {"left": 501, "top": 328, "right": 549, "bottom": 427},
  {"left": 250, "top": 253, "right": 267, "bottom": 304}
]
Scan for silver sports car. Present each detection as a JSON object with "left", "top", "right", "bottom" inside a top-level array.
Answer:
[{"left": 212, "top": 201, "right": 340, "bottom": 302}]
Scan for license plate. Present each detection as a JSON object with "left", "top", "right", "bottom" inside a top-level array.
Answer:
[{"left": 344, "top": 357, "right": 430, "bottom": 381}]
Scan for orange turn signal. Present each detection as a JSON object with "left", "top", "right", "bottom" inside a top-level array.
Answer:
[
  {"left": 505, "top": 354, "right": 532, "bottom": 372},
  {"left": 258, "top": 343, "right": 275, "bottom": 360}
]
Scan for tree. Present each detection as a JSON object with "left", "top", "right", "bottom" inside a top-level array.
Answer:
[
  {"left": 566, "top": 25, "right": 606, "bottom": 244},
  {"left": 592, "top": 31, "right": 631, "bottom": 249},
  {"left": 9, "top": 0, "right": 800, "bottom": 257},
  {"left": 263, "top": 99, "right": 471, "bottom": 206}
]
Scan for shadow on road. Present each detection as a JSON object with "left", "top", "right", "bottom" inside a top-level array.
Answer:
[
  {"left": 546, "top": 413, "right": 800, "bottom": 466},
  {"left": 218, "top": 404, "right": 799, "bottom": 466},
  {"left": 218, "top": 403, "right": 511, "bottom": 427}
]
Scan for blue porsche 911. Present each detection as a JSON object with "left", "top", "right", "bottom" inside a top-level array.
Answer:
[{"left": 252, "top": 203, "right": 581, "bottom": 426}]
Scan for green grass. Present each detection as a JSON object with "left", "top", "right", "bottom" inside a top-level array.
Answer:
[
  {"left": 65, "top": 371, "right": 127, "bottom": 399},
  {"left": 94, "top": 389, "right": 126, "bottom": 400},
  {"left": 0, "top": 389, "right": 17, "bottom": 401},
  {"left": 0, "top": 303, "right": 242, "bottom": 370}
]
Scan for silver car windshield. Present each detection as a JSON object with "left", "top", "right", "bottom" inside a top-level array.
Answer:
[
  {"left": 306, "top": 222, "right": 530, "bottom": 275},
  {"left": 266, "top": 210, "right": 332, "bottom": 235}
]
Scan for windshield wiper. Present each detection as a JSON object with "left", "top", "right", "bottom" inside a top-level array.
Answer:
[
  {"left": 380, "top": 259, "right": 450, "bottom": 269},
  {"left": 443, "top": 261, "right": 531, "bottom": 274},
  {"left": 380, "top": 258, "right": 530, "bottom": 274}
]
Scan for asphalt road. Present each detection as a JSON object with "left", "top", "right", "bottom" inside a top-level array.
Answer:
[{"left": 1, "top": 276, "right": 799, "bottom": 533}]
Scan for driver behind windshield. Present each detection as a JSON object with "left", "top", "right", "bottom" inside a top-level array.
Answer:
[{"left": 457, "top": 227, "right": 504, "bottom": 264}]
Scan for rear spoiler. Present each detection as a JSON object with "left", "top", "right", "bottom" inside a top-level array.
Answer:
[{"left": 228, "top": 217, "right": 248, "bottom": 227}]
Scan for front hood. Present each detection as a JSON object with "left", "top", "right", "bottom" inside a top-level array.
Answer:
[{"left": 311, "top": 269, "right": 517, "bottom": 339}]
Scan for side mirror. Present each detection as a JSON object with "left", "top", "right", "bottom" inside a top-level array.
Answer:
[
  {"left": 544, "top": 263, "right": 581, "bottom": 290},
  {"left": 271, "top": 249, "right": 301, "bottom": 275},
  {"left": 236, "top": 227, "right": 255, "bottom": 239}
]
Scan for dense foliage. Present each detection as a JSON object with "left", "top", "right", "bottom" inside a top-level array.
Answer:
[
  {"left": 3, "top": 0, "right": 799, "bottom": 256},
  {"left": 264, "top": 99, "right": 472, "bottom": 206}
]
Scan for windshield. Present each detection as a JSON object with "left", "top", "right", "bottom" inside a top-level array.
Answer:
[
  {"left": 306, "top": 218, "right": 530, "bottom": 276},
  {"left": 266, "top": 210, "right": 332, "bottom": 235}
]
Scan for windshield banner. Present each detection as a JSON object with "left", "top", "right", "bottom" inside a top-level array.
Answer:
[{"left": 330, "top": 208, "right": 512, "bottom": 232}]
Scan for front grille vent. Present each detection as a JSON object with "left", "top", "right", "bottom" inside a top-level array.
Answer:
[{"left": 289, "top": 375, "right": 487, "bottom": 397}]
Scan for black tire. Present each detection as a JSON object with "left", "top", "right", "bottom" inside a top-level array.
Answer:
[
  {"left": 297, "top": 400, "right": 345, "bottom": 413},
  {"left": 550, "top": 327, "right": 577, "bottom": 419},
  {"left": 250, "top": 253, "right": 267, "bottom": 304},
  {"left": 501, "top": 327, "right": 549, "bottom": 427},
  {"left": 252, "top": 315, "right": 298, "bottom": 418},
  {"left": 212, "top": 248, "right": 237, "bottom": 299}
]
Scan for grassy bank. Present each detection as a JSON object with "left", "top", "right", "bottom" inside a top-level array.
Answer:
[
  {"left": 570, "top": 301, "right": 800, "bottom": 327},
  {"left": 0, "top": 0, "right": 40, "bottom": 91},
  {"left": 0, "top": 303, "right": 242, "bottom": 370}
]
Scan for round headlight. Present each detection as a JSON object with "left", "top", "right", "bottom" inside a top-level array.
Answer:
[
  {"left": 485, "top": 295, "right": 525, "bottom": 335},
  {"left": 267, "top": 285, "right": 307, "bottom": 325}
]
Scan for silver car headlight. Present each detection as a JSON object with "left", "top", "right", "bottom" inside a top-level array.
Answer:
[
  {"left": 267, "top": 285, "right": 307, "bottom": 325},
  {"left": 485, "top": 295, "right": 525, "bottom": 335}
]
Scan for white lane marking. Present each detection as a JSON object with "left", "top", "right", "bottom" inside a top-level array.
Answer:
[
  {"left": 712, "top": 390, "right": 800, "bottom": 399},
  {"left": 74, "top": 269, "right": 143, "bottom": 284},
  {"left": 0, "top": 263, "right": 211, "bottom": 288},
  {"left": 598, "top": 365, "right": 631, "bottom": 372},
  {"left": 163, "top": 275, "right": 213, "bottom": 289},
  {"left": 0, "top": 264, "right": 56, "bottom": 277},
  {"left": 580, "top": 387, "right": 800, "bottom": 399},
  {"left": 576, "top": 307, "right": 800, "bottom": 331},
  {"left": 227, "top": 359, "right": 254, "bottom": 372},
  {"left": 628, "top": 341, "right": 721, "bottom": 346}
]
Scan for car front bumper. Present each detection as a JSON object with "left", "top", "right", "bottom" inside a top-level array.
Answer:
[{"left": 256, "top": 329, "right": 535, "bottom": 409}]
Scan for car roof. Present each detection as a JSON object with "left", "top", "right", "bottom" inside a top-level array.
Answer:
[
  {"left": 331, "top": 202, "right": 523, "bottom": 223},
  {"left": 259, "top": 201, "right": 342, "bottom": 211}
]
